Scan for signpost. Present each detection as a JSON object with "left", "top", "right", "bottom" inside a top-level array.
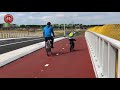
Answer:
[
  {"left": 4, "top": 14, "right": 13, "bottom": 30},
  {"left": 64, "top": 24, "right": 66, "bottom": 37}
]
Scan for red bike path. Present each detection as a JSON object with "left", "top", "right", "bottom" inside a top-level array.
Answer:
[{"left": 0, "top": 35, "right": 95, "bottom": 78}]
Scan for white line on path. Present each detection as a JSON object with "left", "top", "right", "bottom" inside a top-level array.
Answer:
[
  {"left": 45, "top": 64, "right": 49, "bottom": 67},
  {"left": 0, "top": 39, "right": 40, "bottom": 47},
  {"left": 56, "top": 53, "right": 59, "bottom": 56},
  {"left": 41, "top": 70, "right": 43, "bottom": 72}
]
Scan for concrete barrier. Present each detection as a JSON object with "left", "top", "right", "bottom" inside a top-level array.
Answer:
[{"left": 0, "top": 37, "right": 66, "bottom": 67}]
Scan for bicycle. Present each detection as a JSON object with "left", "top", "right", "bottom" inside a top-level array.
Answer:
[
  {"left": 45, "top": 39, "right": 52, "bottom": 56},
  {"left": 69, "top": 38, "right": 76, "bottom": 52}
]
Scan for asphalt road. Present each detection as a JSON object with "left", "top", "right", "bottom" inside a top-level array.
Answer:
[
  {"left": 0, "top": 37, "right": 45, "bottom": 54},
  {"left": 0, "top": 31, "right": 79, "bottom": 55}
]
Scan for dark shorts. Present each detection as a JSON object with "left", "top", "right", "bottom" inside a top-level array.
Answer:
[
  {"left": 69, "top": 39, "right": 74, "bottom": 43},
  {"left": 45, "top": 37, "right": 53, "bottom": 42}
]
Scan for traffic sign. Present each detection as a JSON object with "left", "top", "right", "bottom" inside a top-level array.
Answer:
[{"left": 4, "top": 14, "right": 13, "bottom": 23}]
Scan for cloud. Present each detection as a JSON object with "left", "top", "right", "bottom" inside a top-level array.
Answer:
[
  {"left": 16, "top": 13, "right": 25, "bottom": 16},
  {"left": 0, "top": 13, "right": 8, "bottom": 23},
  {"left": 55, "top": 14, "right": 64, "bottom": 18},
  {"left": 1, "top": 12, "right": 120, "bottom": 25},
  {"left": 40, "top": 16, "right": 53, "bottom": 22},
  {"left": 0, "top": 13, "right": 7, "bottom": 17}
]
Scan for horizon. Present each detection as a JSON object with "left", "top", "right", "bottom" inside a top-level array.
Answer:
[{"left": 0, "top": 23, "right": 104, "bottom": 26}]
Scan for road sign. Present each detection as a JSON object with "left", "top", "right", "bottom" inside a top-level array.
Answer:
[{"left": 4, "top": 14, "right": 13, "bottom": 23}]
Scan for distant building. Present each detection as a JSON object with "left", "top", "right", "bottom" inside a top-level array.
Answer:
[
  {"left": 0, "top": 23, "right": 19, "bottom": 28},
  {"left": 11, "top": 24, "right": 19, "bottom": 28},
  {"left": 0, "top": 23, "right": 19, "bottom": 30},
  {"left": 3, "top": 23, "right": 11, "bottom": 28}
]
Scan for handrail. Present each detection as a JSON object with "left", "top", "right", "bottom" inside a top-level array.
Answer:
[
  {"left": 88, "top": 31, "right": 120, "bottom": 49},
  {"left": 85, "top": 31, "right": 120, "bottom": 78}
]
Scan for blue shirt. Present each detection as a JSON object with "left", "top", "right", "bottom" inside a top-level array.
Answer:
[{"left": 43, "top": 25, "right": 54, "bottom": 37}]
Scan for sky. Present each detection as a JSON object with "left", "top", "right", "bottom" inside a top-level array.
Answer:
[{"left": 0, "top": 12, "right": 120, "bottom": 25}]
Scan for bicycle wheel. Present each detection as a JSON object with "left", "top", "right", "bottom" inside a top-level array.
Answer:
[
  {"left": 70, "top": 42, "right": 75, "bottom": 52},
  {"left": 45, "top": 40, "right": 52, "bottom": 56},
  {"left": 70, "top": 44, "right": 73, "bottom": 52},
  {"left": 45, "top": 44, "right": 49, "bottom": 56}
]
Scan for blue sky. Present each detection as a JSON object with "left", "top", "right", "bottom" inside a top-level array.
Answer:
[{"left": 0, "top": 12, "right": 120, "bottom": 25}]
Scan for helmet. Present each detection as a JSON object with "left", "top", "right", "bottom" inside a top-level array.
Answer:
[
  {"left": 69, "top": 32, "right": 74, "bottom": 37},
  {"left": 47, "top": 22, "right": 51, "bottom": 25}
]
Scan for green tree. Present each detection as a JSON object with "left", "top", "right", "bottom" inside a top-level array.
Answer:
[{"left": 20, "top": 25, "right": 26, "bottom": 28}]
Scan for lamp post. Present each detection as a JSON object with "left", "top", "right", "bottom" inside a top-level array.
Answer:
[{"left": 64, "top": 24, "right": 66, "bottom": 37}]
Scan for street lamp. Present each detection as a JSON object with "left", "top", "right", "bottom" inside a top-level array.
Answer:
[{"left": 64, "top": 23, "right": 65, "bottom": 37}]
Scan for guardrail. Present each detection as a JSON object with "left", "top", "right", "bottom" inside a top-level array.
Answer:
[
  {"left": 85, "top": 31, "right": 120, "bottom": 78},
  {"left": 0, "top": 32, "right": 42, "bottom": 38}
]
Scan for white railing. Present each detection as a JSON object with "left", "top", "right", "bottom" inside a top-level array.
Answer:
[{"left": 85, "top": 31, "right": 120, "bottom": 78}]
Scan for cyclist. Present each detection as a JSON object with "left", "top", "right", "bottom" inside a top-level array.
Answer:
[
  {"left": 68, "top": 32, "right": 76, "bottom": 50},
  {"left": 43, "top": 22, "right": 55, "bottom": 48}
]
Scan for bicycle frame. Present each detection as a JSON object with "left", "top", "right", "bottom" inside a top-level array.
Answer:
[
  {"left": 70, "top": 41, "right": 74, "bottom": 52},
  {"left": 45, "top": 39, "right": 52, "bottom": 56}
]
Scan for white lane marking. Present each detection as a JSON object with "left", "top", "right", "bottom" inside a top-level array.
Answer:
[
  {"left": 56, "top": 53, "right": 59, "bottom": 56},
  {"left": 0, "top": 39, "right": 40, "bottom": 47},
  {"left": 45, "top": 64, "right": 49, "bottom": 67},
  {"left": 0, "top": 37, "right": 43, "bottom": 41},
  {"left": 41, "top": 70, "right": 43, "bottom": 72}
]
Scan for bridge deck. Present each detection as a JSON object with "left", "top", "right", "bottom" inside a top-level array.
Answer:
[{"left": 0, "top": 35, "right": 95, "bottom": 78}]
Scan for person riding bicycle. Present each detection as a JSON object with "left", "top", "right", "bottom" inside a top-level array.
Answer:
[
  {"left": 68, "top": 32, "right": 76, "bottom": 49},
  {"left": 43, "top": 22, "right": 55, "bottom": 48}
]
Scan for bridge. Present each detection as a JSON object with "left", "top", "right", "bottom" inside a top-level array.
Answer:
[{"left": 0, "top": 24, "right": 119, "bottom": 78}]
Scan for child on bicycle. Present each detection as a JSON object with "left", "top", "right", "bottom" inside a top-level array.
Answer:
[{"left": 68, "top": 32, "right": 76, "bottom": 51}]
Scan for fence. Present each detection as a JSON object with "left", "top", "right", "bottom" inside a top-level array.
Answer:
[
  {"left": 0, "top": 32, "right": 42, "bottom": 38},
  {"left": 85, "top": 24, "right": 120, "bottom": 78}
]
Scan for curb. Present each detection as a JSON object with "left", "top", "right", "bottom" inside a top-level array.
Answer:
[{"left": 0, "top": 37, "right": 66, "bottom": 67}]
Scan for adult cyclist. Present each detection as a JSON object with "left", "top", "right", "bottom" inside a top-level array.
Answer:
[{"left": 43, "top": 22, "right": 55, "bottom": 48}]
